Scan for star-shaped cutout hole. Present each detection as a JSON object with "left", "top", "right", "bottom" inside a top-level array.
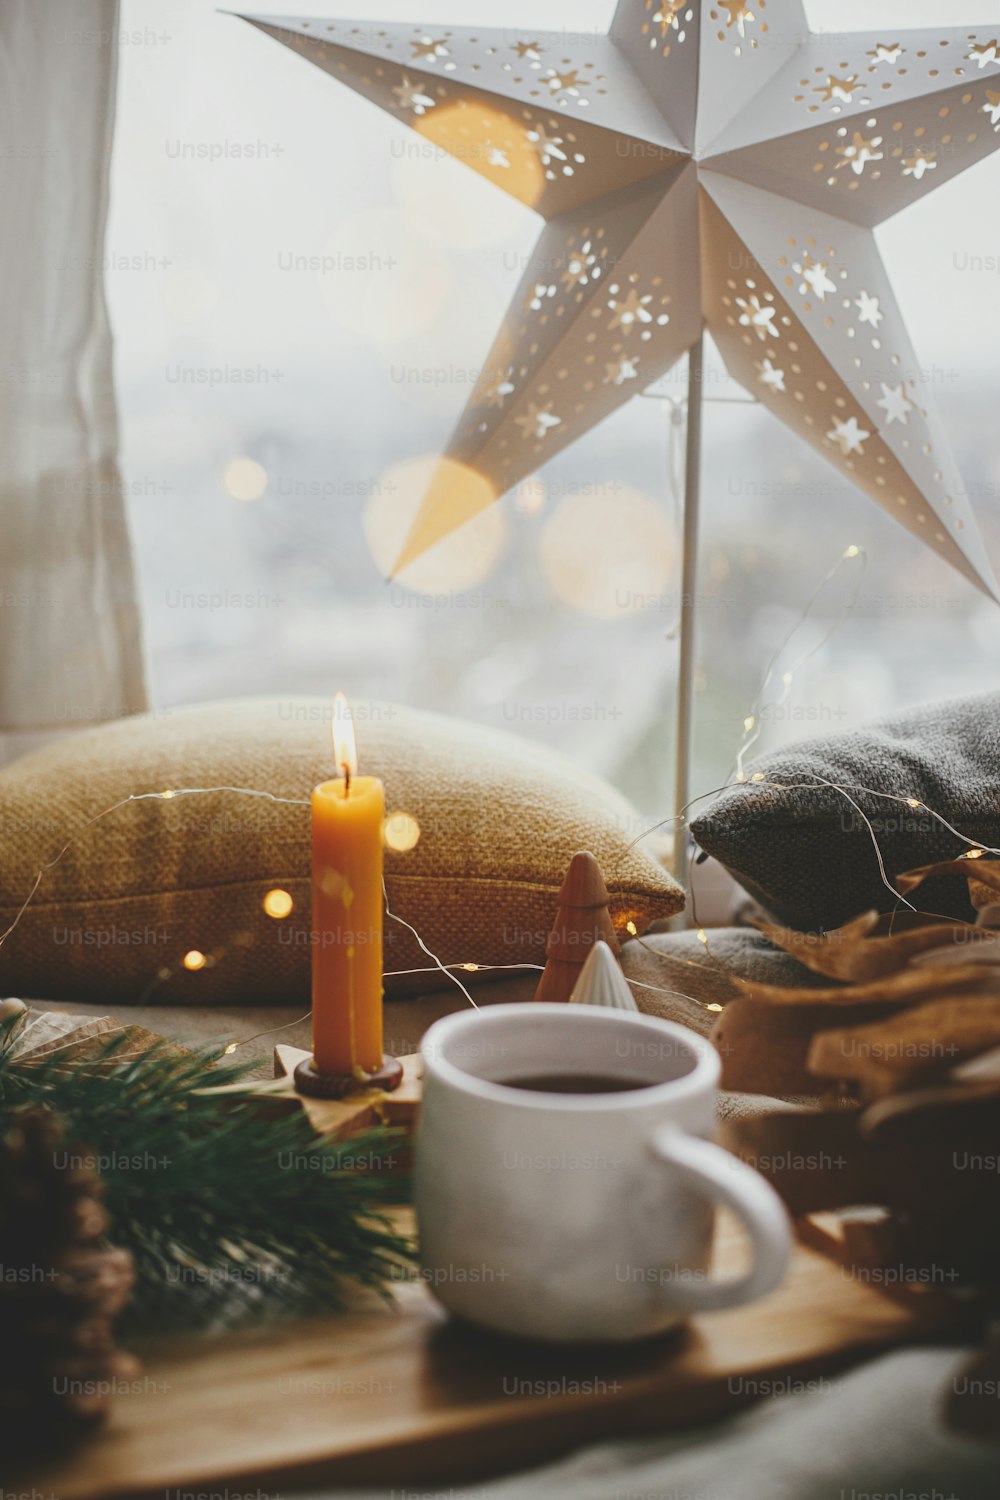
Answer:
[
  {"left": 836, "top": 131, "right": 883, "bottom": 176},
  {"left": 828, "top": 414, "right": 870, "bottom": 456},
  {"left": 854, "top": 290, "right": 883, "bottom": 328},
  {"left": 756, "top": 358, "right": 786, "bottom": 393},
  {"left": 411, "top": 36, "right": 449, "bottom": 62},
  {"left": 515, "top": 402, "right": 562, "bottom": 439},
  {"left": 877, "top": 382, "right": 914, "bottom": 426}
]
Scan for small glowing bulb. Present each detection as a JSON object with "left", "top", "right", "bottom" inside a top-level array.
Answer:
[
  {"left": 697, "top": 928, "right": 708, "bottom": 946},
  {"left": 706, "top": 1001, "right": 723, "bottom": 1013},
  {"left": 743, "top": 715, "right": 755, "bottom": 733},
  {"left": 736, "top": 771, "right": 747, "bottom": 784},
  {"left": 263, "top": 888, "right": 294, "bottom": 919},
  {"left": 383, "top": 811, "right": 421, "bottom": 852},
  {"left": 625, "top": 920, "right": 638, "bottom": 936},
  {"left": 183, "top": 950, "right": 207, "bottom": 971},
  {"left": 965, "top": 848, "right": 985, "bottom": 859},
  {"left": 461, "top": 962, "right": 479, "bottom": 972},
  {"left": 223, "top": 1043, "right": 238, "bottom": 1056},
  {"left": 161, "top": 790, "right": 176, "bottom": 800},
  {"left": 906, "top": 798, "right": 921, "bottom": 809},
  {"left": 844, "top": 544, "right": 860, "bottom": 558},
  {"left": 751, "top": 772, "right": 766, "bottom": 783},
  {"left": 781, "top": 672, "right": 793, "bottom": 687}
]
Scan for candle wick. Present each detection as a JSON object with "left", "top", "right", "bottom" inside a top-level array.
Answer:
[{"left": 342, "top": 766, "right": 351, "bottom": 798}]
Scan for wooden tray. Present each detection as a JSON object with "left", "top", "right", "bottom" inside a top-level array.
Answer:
[{"left": 23, "top": 1210, "right": 950, "bottom": 1500}]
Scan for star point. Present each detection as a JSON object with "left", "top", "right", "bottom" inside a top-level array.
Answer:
[{"left": 242, "top": 4, "right": 1000, "bottom": 596}]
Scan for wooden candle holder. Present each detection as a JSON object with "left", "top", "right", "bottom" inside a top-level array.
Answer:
[
  {"left": 274, "top": 1045, "right": 422, "bottom": 1141},
  {"left": 293, "top": 1053, "right": 404, "bottom": 1100}
]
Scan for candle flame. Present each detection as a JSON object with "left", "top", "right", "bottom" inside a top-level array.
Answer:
[{"left": 332, "top": 692, "right": 358, "bottom": 784}]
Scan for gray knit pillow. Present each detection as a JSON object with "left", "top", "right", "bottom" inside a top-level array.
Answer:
[{"left": 690, "top": 691, "right": 1000, "bottom": 932}]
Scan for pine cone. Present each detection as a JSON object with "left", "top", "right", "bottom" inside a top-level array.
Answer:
[{"left": 0, "top": 1106, "right": 139, "bottom": 1447}]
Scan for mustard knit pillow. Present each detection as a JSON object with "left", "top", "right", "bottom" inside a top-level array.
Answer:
[{"left": 0, "top": 698, "right": 683, "bottom": 1005}]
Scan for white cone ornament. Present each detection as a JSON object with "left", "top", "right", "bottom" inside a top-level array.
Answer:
[{"left": 569, "top": 940, "right": 638, "bottom": 1012}]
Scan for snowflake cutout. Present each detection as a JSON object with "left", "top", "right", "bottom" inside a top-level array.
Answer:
[
  {"left": 756, "top": 358, "right": 786, "bottom": 392},
  {"left": 718, "top": 2, "right": 755, "bottom": 38},
  {"left": 605, "top": 354, "right": 640, "bottom": 386},
  {"left": 526, "top": 125, "right": 572, "bottom": 178},
  {"left": 967, "top": 40, "right": 1000, "bottom": 69},
  {"left": 487, "top": 146, "right": 511, "bottom": 169},
  {"left": 902, "top": 149, "right": 937, "bottom": 180},
  {"left": 545, "top": 68, "right": 587, "bottom": 97},
  {"left": 608, "top": 286, "right": 655, "bottom": 336},
  {"left": 515, "top": 403, "right": 561, "bottom": 440},
  {"left": 815, "top": 74, "right": 861, "bottom": 105},
  {"left": 513, "top": 40, "right": 543, "bottom": 61},
  {"left": 525, "top": 282, "right": 557, "bottom": 312},
  {"left": 854, "top": 290, "right": 883, "bottom": 328},
  {"left": 561, "top": 238, "right": 601, "bottom": 291},
  {"left": 828, "top": 415, "right": 870, "bottom": 456},
  {"left": 795, "top": 256, "right": 837, "bottom": 300},
  {"left": 836, "top": 131, "right": 883, "bottom": 176},
  {"left": 736, "top": 294, "right": 778, "bottom": 339},
  {"left": 392, "top": 77, "right": 436, "bottom": 115},
  {"left": 482, "top": 369, "right": 516, "bottom": 409},
  {"left": 876, "top": 382, "right": 913, "bottom": 426},
  {"left": 651, "top": 1, "right": 686, "bottom": 39},
  {"left": 868, "top": 42, "right": 903, "bottom": 65},
  {"left": 411, "top": 37, "right": 449, "bottom": 62},
  {"left": 982, "top": 89, "right": 1000, "bottom": 129}
]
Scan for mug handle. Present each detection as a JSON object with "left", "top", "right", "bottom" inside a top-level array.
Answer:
[{"left": 648, "top": 1125, "right": 791, "bottom": 1312}]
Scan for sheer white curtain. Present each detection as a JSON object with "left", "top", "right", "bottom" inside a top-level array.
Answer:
[{"left": 0, "top": 0, "right": 146, "bottom": 760}]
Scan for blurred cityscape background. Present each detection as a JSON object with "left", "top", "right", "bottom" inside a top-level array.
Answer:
[{"left": 108, "top": 0, "right": 1000, "bottom": 821}]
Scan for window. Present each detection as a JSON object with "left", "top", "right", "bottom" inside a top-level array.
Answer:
[{"left": 108, "top": 0, "right": 1000, "bottom": 820}]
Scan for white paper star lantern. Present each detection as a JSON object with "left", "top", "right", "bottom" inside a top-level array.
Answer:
[{"left": 237, "top": 2, "right": 1000, "bottom": 595}]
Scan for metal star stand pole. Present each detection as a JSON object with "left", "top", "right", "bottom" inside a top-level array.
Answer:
[{"left": 672, "top": 331, "right": 704, "bottom": 897}]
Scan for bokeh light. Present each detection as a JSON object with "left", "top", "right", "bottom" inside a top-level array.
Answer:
[
  {"left": 224, "top": 457, "right": 267, "bottom": 501},
  {"left": 365, "top": 454, "right": 504, "bottom": 591},
  {"left": 183, "top": 949, "right": 207, "bottom": 971},
  {"left": 383, "top": 812, "right": 421, "bottom": 852},
  {"left": 263, "top": 888, "right": 294, "bottom": 918},
  {"left": 516, "top": 476, "right": 547, "bottom": 515},
  {"left": 415, "top": 99, "right": 545, "bottom": 210},
  {"left": 538, "top": 485, "right": 677, "bottom": 619}
]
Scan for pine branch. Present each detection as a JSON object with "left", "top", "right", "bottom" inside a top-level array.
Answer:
[{"left": 0, "top": 1031, "right": 417, "bottom": 1331}]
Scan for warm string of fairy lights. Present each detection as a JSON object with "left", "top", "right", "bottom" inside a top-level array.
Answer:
[
  {"left": 1, "top": 542, "right": 995, "bottom": 1049},
  {"left": 1, "top": 760, "right": 992, "bottom": 1056},
  {"left": 733, "top": 543, "right": 867, "bottom": 784}
]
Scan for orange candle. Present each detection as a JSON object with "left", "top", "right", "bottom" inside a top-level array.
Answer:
[{"left": 311, "top": 694, "right": 384, "bottom": 1076}]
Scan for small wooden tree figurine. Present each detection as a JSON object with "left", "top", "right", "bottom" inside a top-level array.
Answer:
[{"left": 534, "top": 851, "right": 621, "bottom": 1004}]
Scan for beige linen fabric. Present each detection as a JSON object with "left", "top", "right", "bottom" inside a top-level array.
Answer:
[{"left": 0, "top": 1, "right": 146, "bottom": 753}]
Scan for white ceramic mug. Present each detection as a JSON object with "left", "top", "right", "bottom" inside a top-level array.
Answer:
[{"left": 415, "top": 1003, "right": 791, "bottom": 1343}]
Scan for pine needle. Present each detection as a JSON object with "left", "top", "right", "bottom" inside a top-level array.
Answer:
[{"left": 0, "top": 1032, "right": 417, "bottom": 1331}]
